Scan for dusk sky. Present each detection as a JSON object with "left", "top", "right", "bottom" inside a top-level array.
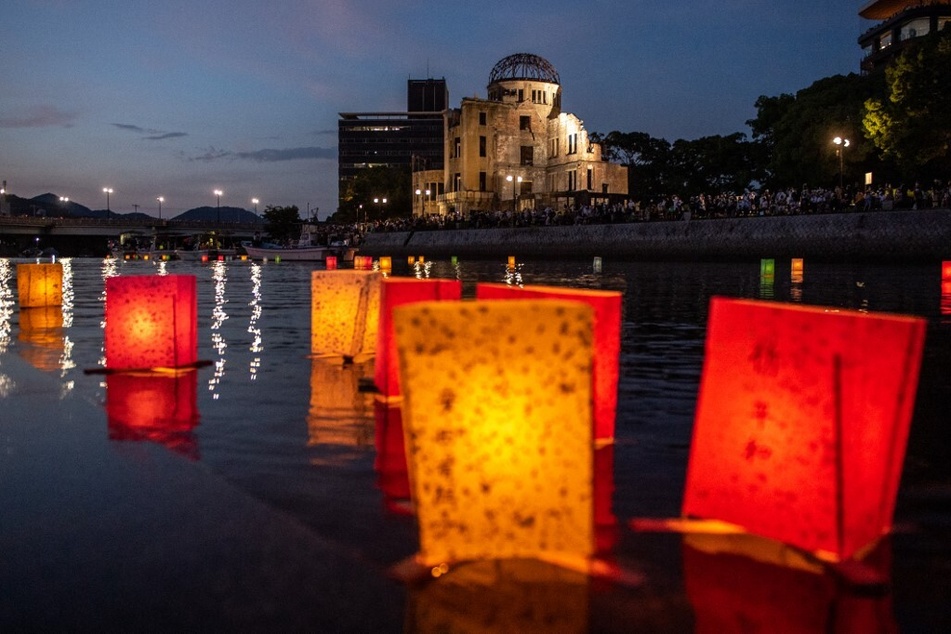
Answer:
[{"left": 1, "top": 1, "right": 868, "bottom": 220}]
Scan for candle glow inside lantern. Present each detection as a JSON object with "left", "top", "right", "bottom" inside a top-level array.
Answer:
[
  {"left": 476, "top": 282, "right": 622, "bottom": 443},
  {"left": 374, "top": 277, "right": 462, "bottom": 401},
  {"left": 17, "top": 263, "right": 63, "bottom": 308},
  {"left": 393, "top": 299, "right": 595, "bottom": 569},
  {"left": 683, "top": 297, "right": 926, "bottom": 562},
  {"left": 310, "top": 270, "right": 381, "bottom": 361},
  {"left": 105, "top": 275, "right": 198, "bottom": 371},
  {"left": 106, "top": 371, "right": 200, "bottom": 459}
]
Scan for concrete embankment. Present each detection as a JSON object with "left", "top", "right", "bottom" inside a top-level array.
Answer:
[{"left": 359, "top": 209, "right": 951, "bottom": 262}]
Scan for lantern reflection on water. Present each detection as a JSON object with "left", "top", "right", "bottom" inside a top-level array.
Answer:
[
  {"left": 683, "top": 297, "right": 926, "bottom": 562},
  {"left": 373, "top": 402, "right": 412, "bottom": 514},
  {"left": 104, "top": 275, "right": 198, "bottom": 371},
  {"left": 683, "top": 533, "right": 895, "bottom": 633},
  {"left": 307, "top": 358, "right": 373, "bottom": 449},
  {"left": 106, "top": 371, "right": 200, "bottom": 459},
  {"left": 393, "top": 299, "right": 594, "bottom": 570},
  {"left": 17, "top": 263, "right": 62, "bottom": 308},
  {"left": 17, "top": 306, "right": 64, "bottom": 372},
  {"left": 310, "top": 270, "right": 381, "bottom": 362},
  {"left": 475, "top": 282, "right": 622, "bottom": 444},
  {"left": 374, "top": 277, "right": 461, "bottom": 401}
]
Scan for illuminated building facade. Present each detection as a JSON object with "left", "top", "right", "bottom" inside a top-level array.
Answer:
[
  {"left": 420, "top": 53, "right": 628, "bottom": 217},
  {"left": 858, "top": 1, "right": 951, "bottom": 72},
  {"left": 338, "top": 79, "right": 447, "bottom": 209}
]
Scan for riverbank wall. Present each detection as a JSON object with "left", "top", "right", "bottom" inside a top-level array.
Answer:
[{"left": 359, "top": 208, "right": 951, "bottom": 262}]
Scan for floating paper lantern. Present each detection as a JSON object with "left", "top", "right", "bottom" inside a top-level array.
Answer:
[
  {"left": 106, "top": 370, "right": 199, "bottom": 459},
  {"left": 942, "top": 261, "right": 951, "bottom": 281},
  {"left": 17, "top": 263, "right": 63, "bottom": 308},
  {"left": 791, "top": 258, "right": 804, "bottom": 284},
  {"left": 760, "top": 258, "right": 775, "bottom": 278},
  {"left": 683, "top": 533, "right": 895, "bottom": 632},
  {"left": 17, "top": 306, "right": 64, "bottom": 371},
  {"left": 450, "top": 256, "right": 458, "bottom": 265},
  {"left": 593, "top": 256, "right": 603, "bottom": 273},
  {"left": 374, "top": 277, "right": 461, "bottom": 400},
  {"left": 393, "top": 299, "right": 595, "bottom": 569},
  {"left": 104, "top": 275, "right": 198, "bottom": 370},
  {"left": 379, "top": 256, "right": 392, "bottom": 271},
  {"left": 307, "top": 358, "right": 373, "bottom": 448},
  {"left": 683, "top": 297, "right": 926, "bottom": 562},
  {"left": 476, "top": 282, "right": 622, "bottom": 443},
  {"left": 325, "top": 255, "right": 338, "bottom": 270},
  {"left": 310, "top": 270, "right": 381, "bottom": 361},
  {"left": 374, "top": 401, "right": 411, "bottom": 513},
  {"left": 507, "top": 255, "right": 517, "bottom": 268},
  {"left": 407, "top": 256, "right": 416, "bottom": 265}
]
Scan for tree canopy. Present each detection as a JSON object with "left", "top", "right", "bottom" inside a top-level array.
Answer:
[{"left": 262, "top": 205, "right": 300, "bottom": 244}]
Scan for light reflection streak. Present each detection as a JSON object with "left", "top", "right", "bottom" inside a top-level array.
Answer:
[
  {"left": 57, "top": 259, "right": 76, "bottom": 387},
  {"left": 208, "top": 260, "right": 229, "bottom": 399},
  {"left": 98, "top": 257, "right": 119, "bottom": 369},
  {"left": 0, "top": 259, "right": 13, "bottom": 353},
  {"left": 503, "top": 262, "right": 524, "bottom": 286},
  {"left": 247, "top": 263, "right": 263, "bottom": 380},
  {"left": 413, "top": 260, "right": 432, "bottom": 279}
]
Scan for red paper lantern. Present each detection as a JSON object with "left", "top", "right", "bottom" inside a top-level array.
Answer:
[
  {"left": 373, "top": 277, "right": 461, "bottom": 400},
  {"left": 106, "top": 371, "right": 200, "bottom": 459},
  {"left": 476, "top": 282, "right": 623, "bottom": 443},
  {"left": 683, "top": 297, "right": 926, "bottom": 562},
  {"left": 325, "top": 255, "right": 338, "bottom": 270},
  {"left": 105, "top": 275, "right": 198, "bottom": 370},
  {"left": 941, "top": 260, "right": 951, "bottom": 281}
]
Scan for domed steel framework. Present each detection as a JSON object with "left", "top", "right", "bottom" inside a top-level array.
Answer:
[{"left": 488, "top": 53, "right": 560, "bottom": 85}]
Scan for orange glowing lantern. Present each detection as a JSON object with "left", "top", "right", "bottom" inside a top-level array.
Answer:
[
  {"left": 17, "top": 263, "right": 63, "bottom": 308},
  {"left": 374, "top": 277, "right": 461, "bottom": 401},
  {"left": 393, "top": 299, "right": 595, "bottom": 570},
  {"left": 106, "top": 371, "right": 200, "bottom": 459},
  {"left": 200, "top": 254, "right": 209, "bottom": 263},
  {"left": 791, "top": 258, "right": 804, "bottom": 283},
  {"left": 407, "top": 256, "right": 415, "bottom": 265},
  {"left": 682, "top": 533, "right": 895, "bottom": 633},
  {"left": 379, "top": 256, "right": 392, "bottom": 271},
  {"left": 310, "top": 270, "right": 381, "bottom": 361},
  {"left": 507, "top": 255, "right": 516, "bottom": 268},
  {"left": 325, "top": 255, "right": 338, "bottom": 270},
  {"left": 683, "top": 297, "right": 926, "bottom": 562},
  {"left": 104, "top": 275, "right": 198, "bottom": 371},
  {"left": 476, "top": 282, "right": 622, "bottom": 443},
  {"left": 17, "top": 306, "right": 64, "bottom": 371}
]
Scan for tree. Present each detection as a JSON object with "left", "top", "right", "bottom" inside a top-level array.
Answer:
[
  {"left": 262, "top": 205, "right": 300, "bottom": 244},
  {"left": 336, "top": 165, "right": 412, "bottom": 222},
  {"left": 594, "top": 130, "right": 672, "bottom": 201},
  {"left": 864, "top": 28, "right": 951, "bottom": 181}
]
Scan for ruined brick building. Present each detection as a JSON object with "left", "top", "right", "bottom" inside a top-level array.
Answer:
[{"left": 413, "top": 53, "right": 629, "bottom": 217}]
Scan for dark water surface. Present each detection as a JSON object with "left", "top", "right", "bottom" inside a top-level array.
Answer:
[{"left": 1, "top": 256, "right": 949, "bottom": 631}]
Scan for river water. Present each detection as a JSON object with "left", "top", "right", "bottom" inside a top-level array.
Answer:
[{"left": 1, "top": 255, "right": 949, "bottom": 631}]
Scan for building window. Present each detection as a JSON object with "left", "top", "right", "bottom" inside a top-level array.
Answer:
[
  {"left": 520, "top": 146, "right": 533, "bottom": 166},
  {"left": 517, "top": 89, "right": 524, "bottom": 102},
  {"left": 479, "top": 171, "right": 487, "bottom": 191},
  {"left": 880, "top": 32, "right": 893, "bottom": 50},
  {"left": 519, "top": 115, "right": 531, "bottom": 131},
  {"left": 454, "top": 137, "right": 461, "bottom": 158},
  {"left": 479, "top": 135, "right": 486, "bottom": 157},
  {"left": 567, "top": 133, "right": 577, "bottom": 155},
  {"left": 602, "top": 183, "right": 609, "bottom": 194},
  {"left": 567, "top": 170, "right": 576, "bottom": 192},
  {"left": 454, "top": 173, "right": 461, "bottom": 192},
  {"left": 549, "top": 138, "right": 559, "bottom": 158},
  {"left": 587, "top": 168, "right": 593, "bottom": 190},
  {"left": 479, "top": 111, "right": 487, "bottom": 125},
  {"left": 900, "top": 18, "right": 930, "bottom": 41}
]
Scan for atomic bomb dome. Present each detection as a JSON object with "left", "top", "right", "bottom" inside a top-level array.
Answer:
[{"left": 488, "top": 53, "right": 561, "bottom": 85}]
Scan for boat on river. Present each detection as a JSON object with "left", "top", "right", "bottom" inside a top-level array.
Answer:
[{"left": 241, "top": 231, "right": 356, "bottom": 262}]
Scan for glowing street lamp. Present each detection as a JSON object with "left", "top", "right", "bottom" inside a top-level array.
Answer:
[
  {"left": 103, "top": 187, "right": 113, "bottom": 212},
  {"left": 252, "top": 198, "right": 259, "bottom": 214},
  {"left": 373, "top": 197, "right": 387, "bottom": 222},
  {"left": 214, "top": 189, "right": 223, "bottom": 224},
  {"left": 156, "top": 196, "right": 164, "bottom": 220},
  {"left": 833, "top": 136, "right": 850, "bottom": 192},
  {"left": 506, "top": 174, "right": 523, "bottom": 215}
]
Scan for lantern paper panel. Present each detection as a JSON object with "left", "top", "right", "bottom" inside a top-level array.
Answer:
[
  {"left": 17, "top": 306, "right": 64, "bottom": 372},
  {"left": 683, "top": 533, "right": 896, "bottom": 634},
  {"left": 683, "top": 297, "right": 926, "bottom": 561},
  {"left": 476, "top": 282, "right": 622, "bottom": 443},
  {"left": 407, "top": 558, "right": 589, "bottom": 634},
  {"left": 17, "top": 263, "right": 63, "bottom": 308},
  {"left": 374, "top": 278, "right": 462, "bottom": 400},
  {"left": 310, "top": 270, "right": 381, "bottom": 361},
  {"left": 106, "top": 371, "right": 200, "bottom": 459},
  {"left": 941, "top": 261, "right": 951, "bottom": 281},
  {"left": 393, "top": 299, "right": 594, "bottom": 568},
  {"left": 307, "top": 358, "right": 374, "bottom": 448},
  {"left": 104, "top": 275, "right": 198, "bottom": 370}
]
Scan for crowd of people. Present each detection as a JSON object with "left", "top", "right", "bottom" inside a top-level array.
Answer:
[{"left": 345, "top": 181, "right": 951, "bottom": 236}]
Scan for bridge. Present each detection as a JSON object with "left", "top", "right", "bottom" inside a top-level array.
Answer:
[{"left": 0, "top": 215, "right": 264, "bottom": 256}]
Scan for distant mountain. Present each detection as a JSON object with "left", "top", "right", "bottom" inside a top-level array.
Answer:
[{"left": 172, "top": 206, "right": 263, "bottom": 224}]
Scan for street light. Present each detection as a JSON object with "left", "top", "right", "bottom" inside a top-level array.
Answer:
[
  {"left": 156, "top": 196, "right": 164, "bottom": 220},
  {"left": 103, "top": 187, "right": 113, "bottom": 212},
  {"left": 252, "top": 198, "right": 259, "bottom": 214},
  {"left": 214, "top": 189, "right": 223, "bottom": 224},
  {"left": 373, "top": 197, "right": 387, "bottom": 222},
  {"left": 833, "top": 136, "right": 850, "bottom": 192},
  {"left": 415, "top": 188, "right": 422, "bottom": 216},
  {"left": 506, "top": 174, "right": 523, "bottom": 214}
]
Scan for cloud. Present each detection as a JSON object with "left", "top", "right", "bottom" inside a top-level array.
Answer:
[
  {"left": 113, "top": 123, "right": 188, "bottom": 140},
  {"left": 190, "top": 146, "right": 335, "bottom": 162},
  {"left": 0, "top": 105, "right": 77, "bottom": 128}
]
